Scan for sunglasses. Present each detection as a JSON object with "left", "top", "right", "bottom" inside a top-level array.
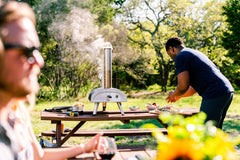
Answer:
[{"left": 4, "top": 44, "right": 40, "bottom": 64}]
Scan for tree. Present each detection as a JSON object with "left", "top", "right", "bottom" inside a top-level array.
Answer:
[
  {"left": 120, "top": 0, "right": 231, "bottom": 91},
  {"left": 222, "top": 0, "right": 240, "bottom": 88},
  {"left": 34, "top": 0, "right": 128, "bottom": 99},
  {"left": 120, "top": 0, "right": 176, "bottom": 91},
  {"left": 99, "top": 22, "right": 153, "bottom": 89},
  {"left": 222, "top": 0, "right": 240, "bottom": 61},
  {"left": 121, "top": 0, "right": 205, "bottom": 91}
]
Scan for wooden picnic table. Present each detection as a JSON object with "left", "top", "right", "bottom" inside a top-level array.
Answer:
[
  {"left": 41, "top": 108, "right": 199, "bottom": 147},
  {"left": 67, "top": 148, "right": 157, "bottom": 160}
]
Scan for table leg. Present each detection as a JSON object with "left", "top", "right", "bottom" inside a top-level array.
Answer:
[
  {"left": 61, "top": 121, "right": 86, "bottom": 146},
  {"left": 55, "top": 121, "right": 62, "bottom": 147},
  {"left": 156, "top": 118, "right": 168, "bottom": 129},
  {"left": 120, "top": 120, "right": 130, "bottom": 124}
]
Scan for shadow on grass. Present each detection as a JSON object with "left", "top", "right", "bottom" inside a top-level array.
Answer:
[
  {"left": 223, "top": 118, "right": 240, "bottom": 150},
  {"left": 101, "top": 119, "right": 165, "bottom": 129},
  {"left": 223, "top": 118, "right": 240, "bottom": 134}
]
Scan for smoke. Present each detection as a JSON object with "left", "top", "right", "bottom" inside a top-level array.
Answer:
[{"left": 48, "top": 7, "right": 108, "bottom": 79}]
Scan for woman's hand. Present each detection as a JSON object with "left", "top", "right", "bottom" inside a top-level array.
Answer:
[{"left": 83, "top": 132, "right": 103, "bottom": 153}]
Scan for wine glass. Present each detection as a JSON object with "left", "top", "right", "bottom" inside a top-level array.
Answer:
[{"left": 97, "top": 137, "right": 117, "bottom": 160}]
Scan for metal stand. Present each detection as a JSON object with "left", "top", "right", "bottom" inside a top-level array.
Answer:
[
  {"left": 103, "top": 102, "right": 106, "bottom": 111},
  {"left": 117, "top": 102, "right": 125, "bottom": 116},
  {"left": 93, "top": 102, "right": 125, "bottom": 116},
  {"left": 93, "top": 102, "right": 100, "bottom": 116}
]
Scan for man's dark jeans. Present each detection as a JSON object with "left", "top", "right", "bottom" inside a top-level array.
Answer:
[{"left": 200, "top": 92, "right": 234, "bottom": 129}]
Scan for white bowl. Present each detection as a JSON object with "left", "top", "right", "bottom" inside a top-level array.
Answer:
[
  {"left": 145, "top": 103, "right": 160, "bottom": 110},
  {"left": 129, "top": 106, "right": 140, "bottom": 111}
]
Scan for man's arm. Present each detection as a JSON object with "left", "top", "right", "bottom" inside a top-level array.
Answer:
[
  {"left": 166, "top": 71, "right": 196, "bottom": 103},
  {"left": 180, "top": 86, "right": 196, "bottom": 98}
]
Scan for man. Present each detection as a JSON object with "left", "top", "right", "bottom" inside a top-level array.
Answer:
[
  {"left": 165, "top": 36, "right": 234, "bottom": 129},
  {"left": 0, "top": 1, "right": 102, "bottom": 160},
  {"left": 0, "top": 37, "right": 20, "bottom": 160}
]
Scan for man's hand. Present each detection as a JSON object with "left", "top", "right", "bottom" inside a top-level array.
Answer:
[{"left": 166, "top": 91, "right": 180, "bottom": 103}]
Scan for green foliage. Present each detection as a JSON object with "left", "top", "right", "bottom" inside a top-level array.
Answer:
[
  {"left": 120, "top": 0, "right": 233, "bottom": 91},
  {"left": 222, "top": 0, "right": 240, "bottom": 63},
  {"left": 34, "top": 0, "right": 118, "bottom": 100},
  {"left": 98, "top": 22, "right": 149, "bottom": 89},
  {"left": 147, "top": 84, "right": 162, "bottom": 91},
  {"left": 81, "top": 0, "right": 123, "bottom": 24},
  {"left": 222, "top": 0, "right": 240, "bottom": 88},
  {"left": 25, "top": 0, "right": 240, "bottom": 99},
  {"left": 18, "top": 0, "right": 41, "bottom": 6}
]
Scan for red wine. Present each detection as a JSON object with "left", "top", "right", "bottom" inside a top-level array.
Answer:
[{"left": 99, "top": 153, "right": 115, "bottom": 160}]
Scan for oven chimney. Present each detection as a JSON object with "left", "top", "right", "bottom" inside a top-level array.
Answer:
[{"left": 104, "top": 43, "right": 112, "bottom": 88}]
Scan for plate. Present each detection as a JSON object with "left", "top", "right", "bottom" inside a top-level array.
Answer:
[
  {"left": 145, "top": 103, "right": 159, "bottom": 110},
  {"left": 149, "top": 108, "right": 195, "bottom": 116}
]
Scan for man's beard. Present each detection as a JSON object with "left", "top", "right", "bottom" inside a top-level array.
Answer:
[{"left": 0, "top": 78, "right": 39, "bottom": 98}]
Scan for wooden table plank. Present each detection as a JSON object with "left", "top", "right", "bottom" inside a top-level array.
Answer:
[
  {"left": 41, "top": 108, "right": 199, "bottom": 121},
  {"left": 68, "top": 149, "right": 156, "bottom": 160},
  {"left": 111, "top": 151, "right": 123, "bottom": 160},
  {"left": 41, "top": 110, "right": 159, "bottom": 121},
  {"left": 119, "top": 150, "right": 151, "bottom": 160},
  {"left": 68, "top": 146, "right": 157, "bottom": 160},
  {"left": 145, "top": 149, "right": 157, "bottom": 159}
]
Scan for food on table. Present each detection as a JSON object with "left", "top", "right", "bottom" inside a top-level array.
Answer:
[
  {"left": 73, "top": 102, "right": 84, "bottom": 107},
  {"left": 73, "top": 102, "right": 84, "bottom": 111},
  {"left": 145, "top": 102, "right": 160, "bottom": 110},
  {"left": 157, "top": 105, "right": 178, "bottom": 113},
  {"left": 162, "top": 104, "right": 176, "bottom": 109},
  {"left": 129, "top": 105, "right": 140, "bottom": 111}
]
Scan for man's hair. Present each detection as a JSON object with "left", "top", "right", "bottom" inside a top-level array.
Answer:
[
  {"left": 0, "top": 1, "right": 35, "bottom": 58},
  {"left": 0, "top": 1, "right": 35, "bottom": 43},
  {"left": 165, "top": 36, "right": 185, "bottom": 51},
  {"left": 0, "top": 1, "right": 35, "bottom": 26}
]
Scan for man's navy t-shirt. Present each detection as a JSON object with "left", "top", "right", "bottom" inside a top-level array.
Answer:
[{"left": 175, "top": 48, "right": 234, "bottom": 99}]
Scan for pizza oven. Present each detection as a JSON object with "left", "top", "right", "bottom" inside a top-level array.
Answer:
[{"left": 88, "top": 43, "right": 127, "bottom": 115}]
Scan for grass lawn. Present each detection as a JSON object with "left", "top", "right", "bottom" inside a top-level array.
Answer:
[{"left": 31, "top": 92, "right": 240, "bottom": 151}]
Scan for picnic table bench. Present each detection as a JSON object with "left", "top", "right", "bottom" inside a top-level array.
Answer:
[
  {"left": 41, "top": 108, "right": 199, "bottom": 147},
  {"left": 41, "top": 128, "right": 168, "bottom": 137}
]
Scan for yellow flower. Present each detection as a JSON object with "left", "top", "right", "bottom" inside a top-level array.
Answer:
[
  {"left": 203, "top": 132, "right": 238, "bottom": 160},
  {"left": 144, "top": 113, "right": 239, "bottom": 160},
  {"left": 155, "top": 138, "right": 203, "bottom": 160}
]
